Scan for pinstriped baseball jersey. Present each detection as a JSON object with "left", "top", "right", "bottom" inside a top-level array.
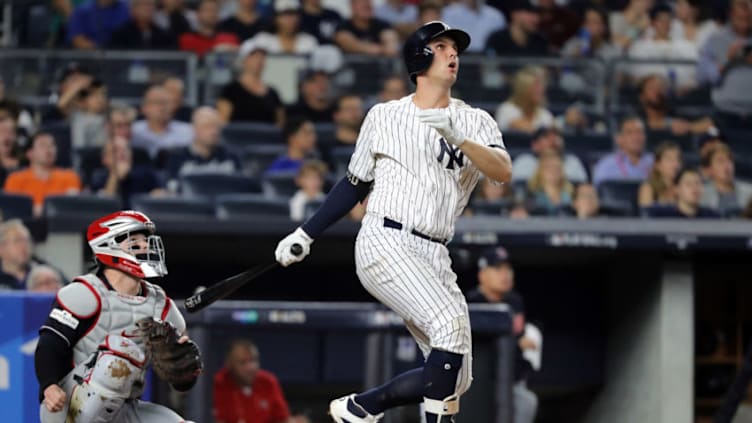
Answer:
[{"left": 348, "top": 94, "right": 505, "bottom": 240}]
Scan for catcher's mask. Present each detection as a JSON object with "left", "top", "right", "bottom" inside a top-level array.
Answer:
[{"left": 87, "top": 210, "right": 167, "bottom": 279}]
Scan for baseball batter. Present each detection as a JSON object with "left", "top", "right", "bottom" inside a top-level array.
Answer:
[
  {"left": 34, "top": 211, "right": 202, "bottom": 423},
  {"left": 275, "top": 21, "right": 512, "bottom": 422}
]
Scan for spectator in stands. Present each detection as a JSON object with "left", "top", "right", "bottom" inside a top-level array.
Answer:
[
  {"left": 300, "top": 0, "right": 343, "bottom": 44},
  {"left": 671, "top": 0, "right": 718, "bottom": 51},
  {"left": 698, "top": 0, "right": 751, "bottom": 85},
  {"left": 217, "top": 41, "right": 284, "bottom": 125},
  {"left": 570, "top": 182, "right": 601, "bottom": 218},
  {"left": 44, "top": 63, "right": 94, "bottom": 121},
  {"left": 466, "top": 246, "right": 539, "bottom": 423},
  {"left": 475, "top": 175, "right": 516, "bottom": 203},
  {"left": 628, "top": 4, "right": 699, "bottom": 91},
  {"left": 166, "top": 107, "right": 242, "bottom": 192},
  {"left": 161, "top": 76, "right": 193, "bottom": 123},
  {"left": 266, "top": 117, "right": 317, "bottom": 174},
  {"left": 609, "top": 0, "right": 653, "bottom": 52},
  {"left": 592, "top": 116, "right": 653, "bottom": 186},
  {"left": 154, "top": 0, "right": 195, "bottom": 38},
  {"left": 243, "top": 0, "right": 319, "bottom": 54},
  {"left": 485, "top": 0, "right": 549, "bottom": 57},
  {"left": 537, "top": 0, "right": 581, "bottom": 51},
  {"left": 90, "top": 136, "right": 165, "bottom": 207},
  {"left": 418, "top": 0, "right": 442, "bottom": 25},
  {"left": 0, "top": 81, "right": 35, "bottom": 136},
  {"left": 4, "top": 132, "right": 82, "bottom": 217},
  {"left": 0, "top": 220, "right": 34, "bottom": 291},
  {"left": 286, "top": 70, "right": 336, "bottom": 122},
  {"left": 179, "top": 0, "right": 240, "bottom": 57},
  {"left": 561, "top": 6, "right": 620, "bottom": 60},
  {"left": 378, "top": 75, "right": 408, "bottom": 103},
  {"left": 0, "top": 119, "right": 21, "bottom": 186},
  {"left": 710, "top": 39, "right": 752, "bottom": 128},
  {"left": 48, "top": 0, "right": 87, "bottom": 47},
  {"left": 442, "top": 0, "right": 506, "bottom": 53},
  {"left": 132, "top": 85, "right": 194, "bottom": 158},
  {"left": 512, "top": 125, "right": 588, "bottom": 183},
  {"left": 332, "top": 94, "right": 364, "bottom": 145},
  {"left": 646, "top": 167, "right": 720, "bottom": 218},
  {"left": 108, "top": 0, "right": 177, "bottom": 49},
  {"left": 106, "top": 103, "right": 137, "bottom": 142},
  {"left": 495, "top": 66, "right": 553, "bottom": 132},
  {"left": 375, "top": 0, "right": 418, "bottom": 40},
  {"left": 468, "top": 176, "right": 520, "bottom": 216},
  {"left": 67, "top": 0, "right": 130, "bottom": 49},
  {"left": 70, "top": 78, "right": 109, "bottom": 148},
  {"left": 27, "top": 265, "right": 64, "bottom": 293},
  {"left": 700, "top": 143, "right": 752, "bottom": 216},
  {"left": 526, "top": 150, "right": 573, "bottom": 215},
  {"left": 218, "top": 0, "right": 267, "bottom": 41},
  {"left": 290, "top": 159, "right": 327, "bottom": 220},
  {"left": 213, "top": 339, "right": 292, "bottom": 423},
  {"left": 638, "top": 141, "right": 681, "bottom": 208},
  {"left": 334, "top": 0, "right": 399, "bottom": 56},
  {"left": 636, "top": 74, "right": 714, "bottom": 136}
]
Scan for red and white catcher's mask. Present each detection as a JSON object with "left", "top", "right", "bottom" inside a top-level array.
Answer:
[{"left": 87, "top": 210, "right": 167, "bottom": 279}]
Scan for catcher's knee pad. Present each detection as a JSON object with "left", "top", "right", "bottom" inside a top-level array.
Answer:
[{"left": 67, "top": 336, "right": 146, "bottom": 423}]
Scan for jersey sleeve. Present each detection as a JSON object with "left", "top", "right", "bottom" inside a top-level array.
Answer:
[
  {"left": 347, "top": 106, "right": 379, "bottom": 182},
  {"left": 39, "top": 281, "right": 101, "bottom": 347}
]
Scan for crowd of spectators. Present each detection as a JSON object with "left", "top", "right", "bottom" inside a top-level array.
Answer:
[{"left": 0, "top": 0, "right": 751, "bottom": 229}]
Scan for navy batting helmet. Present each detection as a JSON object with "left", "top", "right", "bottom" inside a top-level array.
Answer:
[{"left": 403, "top": 21, "right": 471, "bottom": 84}]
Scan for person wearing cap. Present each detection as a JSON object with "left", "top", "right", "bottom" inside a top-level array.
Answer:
[
  {"left": 245, "top": 0, "right": 319, "bottom": 54},
  {"left": 218, "top": 0, "right": 267, "bottom": 42},
  {"left": 334, "top": 0, "right": 399, "bottom": 56},
  {"left": 700, "top": 142, "right": 752, "bottom": 216},
  {"left": 484, "top": 0, "right": 549, "bottom": 57},
  {"left": 511, "top": 125, "right": 587, "bottom": 184},
  {"left": 628, "top": 3, "right": 699, "bottom": 90},
  {"left": 179, "top": 0, "right": 240, "bottom": 57},
  {"left": 217, "top": 40, "right": 285, "bottom": 125},
  {"left": 465, "top": 246, "right": 540, "bottom": 423}
]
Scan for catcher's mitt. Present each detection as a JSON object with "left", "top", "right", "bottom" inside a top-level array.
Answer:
[{"left": 136, "top": 317, "right": 203, "bottom": 388}]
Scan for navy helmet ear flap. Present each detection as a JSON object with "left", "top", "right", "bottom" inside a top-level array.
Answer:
[{"left": 409, "top": 46, "right": 435, "bottom": 83}]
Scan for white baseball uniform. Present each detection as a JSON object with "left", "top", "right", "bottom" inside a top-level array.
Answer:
[{"left": 348, "top": 94, "right": 506, "bottom": 395}]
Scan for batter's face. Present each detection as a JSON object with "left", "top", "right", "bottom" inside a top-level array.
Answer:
[
  {"left": 228, "top": 345, "right": 260, "bottom": 386},
  {"left": 425, "top": 36, "right": 459, "bottom": 83}
]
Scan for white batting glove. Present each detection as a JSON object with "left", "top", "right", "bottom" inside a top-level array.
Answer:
[
  {"left": 418, "top": 108, "right": 466, "bottom": 147},
  {"left": 275, "top": 227, "right": 313, "bottom": 267}
]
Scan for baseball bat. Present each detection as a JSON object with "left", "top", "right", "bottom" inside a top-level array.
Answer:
[{"left": 184, "top": 243, "right": 303, "bottom": 313}]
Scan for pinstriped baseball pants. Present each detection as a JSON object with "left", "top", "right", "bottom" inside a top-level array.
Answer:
[{"left": 355, "top": 213, "right": 473, "bottom": 395}]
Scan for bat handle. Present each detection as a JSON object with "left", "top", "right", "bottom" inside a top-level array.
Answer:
[{"left": 290, "top": 243, "right": 303, "bottom": 256}]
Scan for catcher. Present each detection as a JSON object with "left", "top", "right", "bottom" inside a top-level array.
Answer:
[{"left": 34, "top": 210, "right": 203, "bottom": 423}]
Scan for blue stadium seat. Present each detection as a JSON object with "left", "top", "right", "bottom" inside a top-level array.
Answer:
[
  {"left": 240, "top": 144, "right": 287, "bottom": 177},
  {"left": 262, "top": 172, "right": 298, "bottom": 198},
  {"left": 130, "top": 195, "right": 215, "bottom": 219},
  {"left": 645, "top": 130, "right": 695, "bottom": 153},
  {"left": 0, "top": 193, "right": 34, "bottom": 219},
  {"left": 43, "top": 195, "right": 121, "bottom": 219},
  {"left": 597, "top": 180, "right": 642, "bottom": 216},
  {"left": 180, "top": 174, "right": 262, "bottom": 199},
  {"left": 222, "top": 122, "right": 283, "bottom": 146},
  {"left": 329, "top": 145, "right": 355, "bottom": 177},
  {"left": 215, "top": 193, "right": 290, "bottom": 219}
]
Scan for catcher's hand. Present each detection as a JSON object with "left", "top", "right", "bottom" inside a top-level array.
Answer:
[{"left": 136, "top": 317, "right": 203, "bottom": 389}]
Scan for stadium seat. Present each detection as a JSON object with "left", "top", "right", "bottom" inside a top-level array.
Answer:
[
  {"left": 262, "top": 172, "right": 299, "bottom": 198},
  {"left": 222, "top": 122, "right": 284, "bottom": 146},
  {"left": 597, "top": 180, "right": 642, "bottom": 216},
  {"left": 42, "top": 121, "right": 72, "bottom": 168},
  {"left": 471, "top": 200, "right": 512, "bottom": 216},
  {"left": 73, "top": 146, "right": 103, "bottom": 187},
  {"left": 130, "top": 195, "right": 215, "bottom": 219},
  {"left": 329, "top": 145, "right": 355, "bottom": 177},
  {"left": 240, "top": 144, "right": 287, "bottom": 177},
  {"left": 0, "top": 193, "right": 34, "bottom": 219},
  {"left": 215, "top": 193, "right": 290, "bottom": 220},
  {"left": 645, "top": 130, "right": 694, "bottom": 153},
  {"left": 180, "top": 174, "right": 262, "bottom": 199},
  {"left": 43, "top": 195, "right": 121, "bottom": 219}
]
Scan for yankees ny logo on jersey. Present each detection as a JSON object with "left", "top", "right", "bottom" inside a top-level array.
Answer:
[{"left": 437, "top": 137, "right": 465, "bottom": 170}]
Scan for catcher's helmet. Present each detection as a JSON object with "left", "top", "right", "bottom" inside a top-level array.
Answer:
[
  {"left": 403, "top": 21, "right": 470, "bottom": 84},
  {"left": 87, "top": 210, "right": 167, "bottom": 279}
]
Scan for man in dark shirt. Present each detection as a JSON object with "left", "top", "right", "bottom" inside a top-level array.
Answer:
[
  {"left": 108, "top": 0, "right": 177, "bottom": 49},
  {"left": 465, "top": 246, "right": 539, "bottom": 423},
  {"left": 334, "top": 0, "right": 399, "bottom": 56},
  {"left": 166, "top": 106, "right": 242, "bottom": 192},
  {"left": 485, "top": 0, "right": 549, "bottom": 57},
  {"left": 218, "top": 0, "right": 268, "bottom": 42},
  {"left": 286, "top": 70, "right": 336, "bottom": 123},
  {"left": 300, "top": 0, "right": 343, "bottom": 44},
  {"left": 646, "top": 167, "right": 721, "bottom": 218}
]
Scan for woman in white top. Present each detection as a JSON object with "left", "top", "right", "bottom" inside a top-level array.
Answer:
[
  {"left": 670, "top": 0, "right": 718, "bottom": 51},
  {"left": 495, "top": 66, "right": 554, "bottom": 133},
  {"left": 242, "top": 0, "right": 318, "bottom": 54}
]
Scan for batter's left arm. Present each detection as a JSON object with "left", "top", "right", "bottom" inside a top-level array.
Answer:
[{"left": 458, "top": 141, "right": 512, "bottom": 183}]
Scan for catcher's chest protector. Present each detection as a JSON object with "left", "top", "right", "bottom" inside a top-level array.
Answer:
[{"left": 72, "top": 274, "right": 171, "bottom": 365}]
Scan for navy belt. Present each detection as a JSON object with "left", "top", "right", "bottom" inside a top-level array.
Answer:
[{"left": 383, "top": 217, "right": 448, "bottom": 245}]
